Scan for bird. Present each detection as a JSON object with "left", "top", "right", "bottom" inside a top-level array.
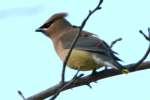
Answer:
[{"left": 35, "top": 12, "right": 128, "bottom": 74}]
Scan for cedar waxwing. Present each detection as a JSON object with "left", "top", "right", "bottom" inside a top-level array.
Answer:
[{"left": 35, "top": 12, "right": 128, "bottom": 74}]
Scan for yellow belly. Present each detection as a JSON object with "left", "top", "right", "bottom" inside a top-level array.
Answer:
[{"left": 66, "top": 50, "right": 103, "bottom": 71}]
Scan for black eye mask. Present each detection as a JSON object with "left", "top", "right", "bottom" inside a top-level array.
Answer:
[{"left": 39, "top": 18, "right": 59, "bottom": 29}]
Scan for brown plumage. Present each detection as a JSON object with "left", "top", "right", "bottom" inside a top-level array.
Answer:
[{"left": 36, "top": 12, "right": 128, "bottom": 73}]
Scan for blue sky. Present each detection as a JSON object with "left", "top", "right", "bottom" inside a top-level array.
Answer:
[{"left": 0, "top": 0, "right": 150, "bottom": 100}]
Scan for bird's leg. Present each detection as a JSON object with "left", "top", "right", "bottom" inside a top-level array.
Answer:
[
  {"left": 104, "top": 66, "right": 108, "bottom": 71},
  {"left": 67, "top": 69, "right": 84, "bottom": 87},
  {"left": 72, "top": 69, "right": 80, "bottom": 80},
  {"left": 90, "top": 69, "right": 98, "bottom": 83},
  {"left": 91, "top": 69, "right": 97, "bottom": 75}
]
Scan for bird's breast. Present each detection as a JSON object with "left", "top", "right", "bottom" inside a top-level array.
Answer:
[
  {"left": 53, "top": 40, "right": 103, "bottom": 71},
  {"left": 57, "top": 47, "right": 103, "bottom": 70},
  {"left": 67, "top": 50, "right": 100, "bottom": 70}
]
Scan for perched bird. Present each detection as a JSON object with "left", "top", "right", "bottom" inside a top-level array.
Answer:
[{"left": 36, "top": 12, "right": 128, "bottom": 74}]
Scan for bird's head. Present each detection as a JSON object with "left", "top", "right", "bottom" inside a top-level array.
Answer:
[{"left": 35, "top": 12, "right": 71, "bottom": 37}]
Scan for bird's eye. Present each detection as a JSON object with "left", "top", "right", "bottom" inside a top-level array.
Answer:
[
  {"left": 40, "top": 19, "right": 57, "bottom": 29},
  {"left": 40, "top": 23, "right": 50, "bottom": 28},
  {"left": 45, "top": 23, "right": 50, "bottom": 27}
]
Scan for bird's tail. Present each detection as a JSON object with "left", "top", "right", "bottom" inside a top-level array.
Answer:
[
  {"left": 106, "top": 61, "right": 129, "bottom": 74},
  {"left": 113, "top": 61, "right": 128, "bottom": 74}
]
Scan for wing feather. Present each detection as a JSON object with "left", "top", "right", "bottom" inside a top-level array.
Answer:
[{"left": 60, "top": 30, "right": 122, "bottom": 61}]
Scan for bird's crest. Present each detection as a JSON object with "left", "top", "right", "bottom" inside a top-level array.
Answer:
[
  {"left": 38, "top": 12, "right": 68, "bottom": 29},
  {"left": 49, "top": 12, "right": 68, "bottom": 22}
]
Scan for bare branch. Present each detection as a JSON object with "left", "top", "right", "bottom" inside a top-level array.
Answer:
[
  {"left": 61, "top": 0, "right": 104, "bottom": 83},
  {"left": 139, "top": 30, "right": 150, "bottom": 41},
  {"left": 50, "top": 70, "right": 82, "bottom": 100},
  {"left": 130, "top": 29, "right": 150, "bottom": 71},
  {"left": 110, "top": 37, "right": 122, "bottom": 48},
  {"left": 26, "top": 61, "right": 150, "bottom": 100}
]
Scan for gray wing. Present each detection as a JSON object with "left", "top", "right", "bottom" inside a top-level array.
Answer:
[{"left": 60, "top": 31, "right": 121, "bottom": 61}]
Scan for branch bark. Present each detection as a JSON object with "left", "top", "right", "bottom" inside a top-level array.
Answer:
[{"left": 26, "top": 61, "right": 150, "bottom": 100}]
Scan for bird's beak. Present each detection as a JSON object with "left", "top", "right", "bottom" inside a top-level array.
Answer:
[
  {"left": 35, "top": 28, "right": 44, "bottom": 32},
  {"left": 35, "top": 27, "right": 49, "bottom": 37}
]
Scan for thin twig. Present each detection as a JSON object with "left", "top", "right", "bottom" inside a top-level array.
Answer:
[
  {"left": 133, "top": 45, "right": 150, "bottom": 71},
  {"left": 130, "top": 29, "right": 150, "bottom": 71},
  {"left": 50, "top": 70, "right": 83, "bottom": 100},
  {"left": 110, "top": 37, "right": 122, "bottom": 48},
  {"left": 148, "top": 27, "right": 150, "bottom": 39},
  {"left": 18, "top": 90, "right": 26, "bottom": 100},
  {"left": 139, "top": 30, "right": 150, "bottom": 41},
  {"left": 61, "top": 0, "right": 104, "bottom": 83}
]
